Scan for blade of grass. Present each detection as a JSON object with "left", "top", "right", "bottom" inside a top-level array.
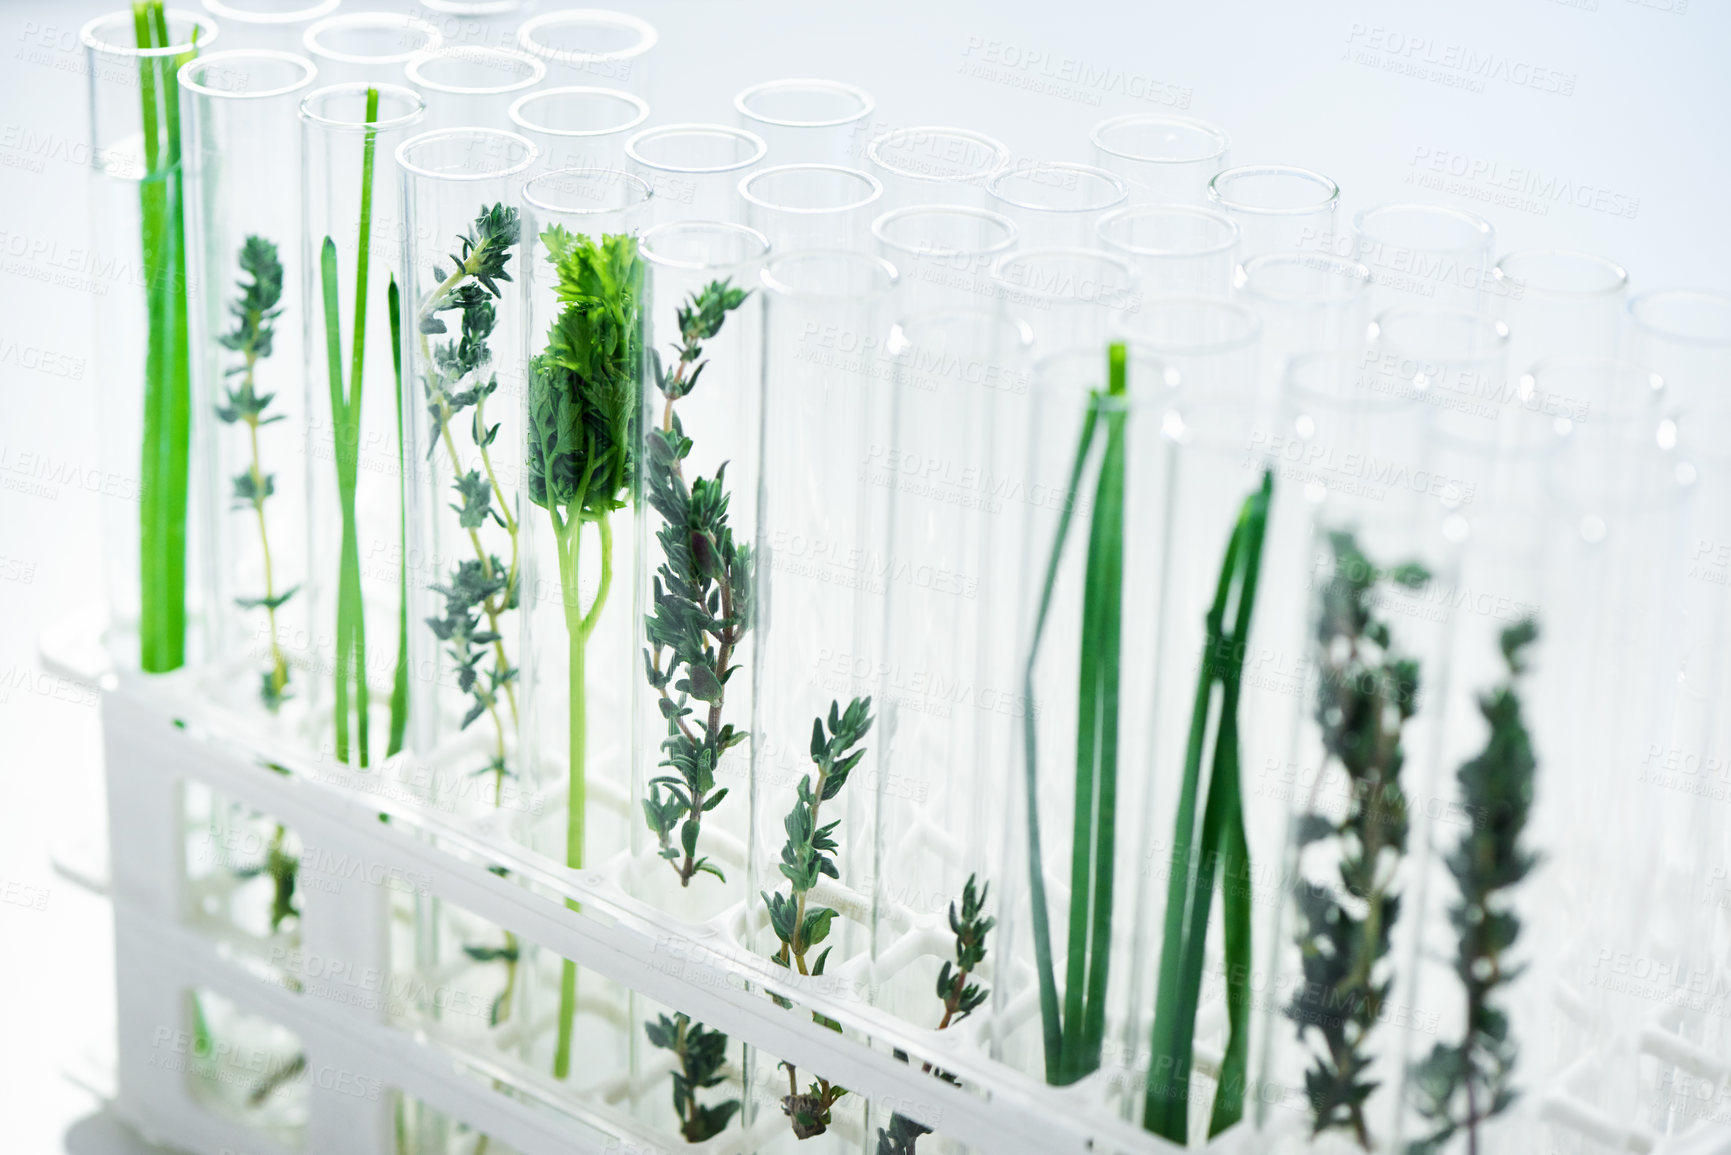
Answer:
[
  {"left": 386, "top": 275, "right": 409, "bottom": 757},
  {"left": 349, "top": 85, "right": 380, "bottom": 765},
  {"left": 1145, "top": 471, "right": 1271, "bottom": 1142},
  {"left": 1020, "top": 397, "right": 1102, "bottom": 1083},
  {"left": 320, "top": 238, "right": 352, "bottom": 762}
]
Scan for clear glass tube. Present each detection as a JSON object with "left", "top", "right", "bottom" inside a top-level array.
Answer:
[
  {"left": 1524, "top": 355, "right": 1666, "bottom": 433},
  {"left": 1097, "top": 204, "right": 1238, "bottom": 298},
  {"left": 1110, "top": 296, "right": 1261, "bottom": 407},
  {"left": 183, "top": 49, "right": 318, "bottom": 727},
  {"left": 742, "top": 250, "right": 898, "bottom": 1151},
  {"left": 83, "top": 7, "right": 221, "bottom": 673},
  {"left": 411, "top": 0, "right": 526, "bottom": 57},
  {"left": 1351, "top": 202, "right": 1494, "bottom": 317},
  {"left": 1626, "top": 288, "right": 1731, "bottom": 422},
  {"left": 397, "top": 126, "right": 537, "bottom": 800},
  {"left": 516, "top": 166, "right": 651, "bottom": 1084},
  {"left": 1235, "top": 251, "right": 1372, "bottom": 402},
  {"left": 1368, "top": 307, "right": 1515, "bottom": 451},
  {"left": 857, "top": 305, "right": 1037, "bottom": 1059},
  {"left": 1089, "top": 114, "right": 1230, "bottom": 205},
  {"left": 508, "top": 84, "right": 647, "bottom": 174},
  {"left": 1491, "top": 250, "right": 1629, "bottom": 374},
  {"left": 1207, "top": 164, "right": 1339, "bottom": 261},
  {"left": 300, "top": 12, "right": 440, "bottom": 88},
  {"left": 299, "top": 81, "right": 427, "bottom": 768},
  {"left": 986, "top": 161, "right": 1129, "bottom": 249},
  {"left": 514, "top": 9, "right": 655, "bottom": 98},
  {"left": 200, "top": 0, "right": 338, "bottom": 52},
  {"left": 1250, "top": 351, "right": 1450, "bottom": 1152},
  {"left": 631, "top": 220, "right": 770, "bottom": 923},
  {"left": 865, "top": 124, "right": 1009, "bottom": 211},
  {"left": 989, "top": 247, "right": 1140, "bottom": 352},
  {"left": 625, "top": 122, "right": 767, "bottom": 227},
  {"left": 734, "top": 78, "right": 875, "bottom": 165},
  {"left": 403, "top": 45, "right": 544, "bottom": 129},
  {"left": 872, "top": 204, "right": 1017, "bottom": 314},
  {"left": 739, "top": 163, "right": 882, "bottom": 252}
]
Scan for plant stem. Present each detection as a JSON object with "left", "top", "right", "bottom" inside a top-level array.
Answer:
[{"left": 387, "top": 277, "right": 409, "bottom": 757}]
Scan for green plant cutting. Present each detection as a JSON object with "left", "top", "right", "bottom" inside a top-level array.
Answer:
[
  {"left": 132, "top": 0, "right": 201, "bottom": 672},
  {"left": 1287, "top": 530, "right": 1429, "bottom": 1149},
  {"left": 1407, "top": 619, "right": 1541, "bottom": 1155},
  {"left": 1146, "top": 470, "right": 1273, "bottom": 1144},
  {"left": 214, "top": 236, "right": 294, "bottom": 709},
  {"left": 525, "top": 225, "right": 643, "bottom": 1079},
  {"left": 640, "top": 278, "right": 753, "bottom": 887},
  {"left": 318, "top": 86, "right": 407, "bottom": 766},
  {"left": 760, "top": 696, "right": 874, "bottom": 1138},
  {"left": 1020, "top": 342, "right": 1129, "bottom": 1088},
  {"left": 644, "top": 1013, "right": 741, "bottom": 1143}
]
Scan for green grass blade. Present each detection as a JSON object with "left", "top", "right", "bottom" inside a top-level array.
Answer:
[
  {"left": 1021, "top": 396, "right": 1103, "bottom": 1085},
  {"left": 349, "top": 86, "right": 380, "bottom": 766},
  {"left": 320, "top": 238, "right": 352, "bottom": 762},
  {"left": 386, "top": 275, "right": 409, "bottom": 757},
  {"left": 159, "top": 23, "right": 192, "bottom": 671}
]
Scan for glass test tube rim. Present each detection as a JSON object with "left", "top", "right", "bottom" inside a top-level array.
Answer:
[
  {"left": 733, "top": 77, "right": 876, "bottom": 131},
  {"left": 759, "top": 247, "right": 898, "bottom": 302},
  {"left": 1089, "top": 112, "right": 1231, "bottom": 167},
  {"left": 989, "top": 245, "right": 1139, "bottom": 303},
  {"left": 1492, "top": 249, "right": 1629, "bottom": 300},
  {"left": 302, "top": 12, "right": 442, "bottom": 67},
  {"left": 521, "top": 165, "right": 653, "bottom": 216},
  {"left": 891, "top": 305, "right": 1036, "bottom": 356},
  {"left": 1369, "top": 304, "right": 1510, "bottom": 365},
  {"left": 738, "top": 162, "right": 884, "bottom": 217},
  {"left": 865, "top": 124, "right": 1011, "bottom": 187},
  {"left": 179, "top": 48, "right": 318, "bottom": 99},
  {"left": 422, "top": 0, "right": 522, "bottom": 14},
  {"left": 83, "top": 7, "right": 220, "bottom": 56},
  {"left": 404, "top": 45, "right": 547, "bottom": 98},
  {"left": 640, "top": 219, "right": 770, "bottom": 271},
  {"left": 1352, "top": 201, "right": 1495, "bottom": 258},
  {"left": 1207, "top": 163, "right": 1341, "bottom": 216},
  {"left": 870, "top": 204, "right": 1019, "bottom": 261},
  {"left": 1096, "top": 202, "right": 1239, "bottom": 259},
  {"left": 1523, "top": 354, "right": 1667, "bottom": 425},
  {"left": 508, "top": 85, "right": 649, "bottom": 140},
  {"left": 1236, "top": 250, "right": 1373, "bottom": 306},
  {"left": 515, "top": 9, "right": 659, "bottom": 65},
  {"left": 299, "top": 81, "right": 427, "bottom": 133},
  {"left": 396, "top": 126, "right": 539, "bottom": 182},
  {"left": 625, "top": 122, "right": 768, "bottom": 175},
  {"left": 1115, "top": 294, "right": 1261, "bottom": 359},
  {"left": 1030, "top": 339, "right": 1182, "bottom": 406},
  {"left": 200, "top": 0, "right": 341, "bottom": 29},
  {"left": 1627, "top": 287, "right": 1731, "bottom": 348},
  {"left": 1284, "top": 347, "right": 1430, "bottom": 420},
  {"left": 985, "top": 160, "right": 1130, "bottom": 216}
]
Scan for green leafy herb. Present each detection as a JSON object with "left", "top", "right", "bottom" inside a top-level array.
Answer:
[
  {"left": 1021, "top": 342, "right": 1129, "bottom": 1087},
  {"left": 214, "top": 236, "right": 295, "bottom": 710},
  {"left": 876, "top": 874, "right": 995, "bottom": 1153},
  {"left": 526, "top": 225, "right": 643, "bottom": 1080},
  {"left": 416, "top": 203, "right": 524, "bottom": 805},
  {"left": 1407, "top": 619, "right": 1540, "bottom": 1155},
  {"left": 318, "top": 85, "right": 381, "bottom": 766},
  {"left": 232, "top": 822, "right": 299, "bottom": 933},
  {"left": 1287, "top": 531, "right": 1429, "bottom": 1148},
  {"left": 133, "top": 0, "right": 200, "bottom": 672},
  {"left": 761, "top": 696, "right": 874, "bottom": 1138},
  {"left": 641, "top": 279, "right": 753, "bottom": 887},
  {"left": 1145, "top": 470, "right": 1274, "bottom": 1143},
  {"left": 645, "top": 1013, "right": 741, "bottom": 1143}
]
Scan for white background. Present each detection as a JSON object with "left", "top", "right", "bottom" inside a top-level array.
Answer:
[{"left": 0, "top": 0, "right": 1726, "bottom": 1149}]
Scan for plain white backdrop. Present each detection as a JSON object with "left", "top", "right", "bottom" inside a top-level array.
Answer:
[{"left": 0, "top": 0, "right": 1725, "bottom": 1149}]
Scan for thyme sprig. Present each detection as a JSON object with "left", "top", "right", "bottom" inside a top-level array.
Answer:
[
  {"left": 644, "top": 1013, "right": 741, "bottom": 1143},
  {"left": 761, "top": 696, "right": 874, "bottom": 1139},
  {"left": 641, "top": 279, "right": 753, "bottom": 887},
  {"left": 877, "top": 874, "right": 995, "bottom": 1154},
  {"left": 417, "top": 203, "right": 524, "bottom": 797},
  {"left": 1287, "top": 531, "right": 1429, "bottom": 1148},
  {"left": 214, "top": 235, "right": 296, "bottom": 710},
  {"left": 1407, "top": 619, "right": 1541, "bottom": 1155}
]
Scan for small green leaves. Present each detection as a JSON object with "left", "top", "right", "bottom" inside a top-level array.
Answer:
[
  {"left": 217, "top": 234, "right": 284, "bottom": 363},
  {"left": 1406, "top": 620, "right": 1540, "bottom": 1155},
  {"left": 936, "top": 874, "right": 994, "bottom": 1025},
  {"left": 643, "top": 1013, "right": 741, "bottom": 1143}
]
